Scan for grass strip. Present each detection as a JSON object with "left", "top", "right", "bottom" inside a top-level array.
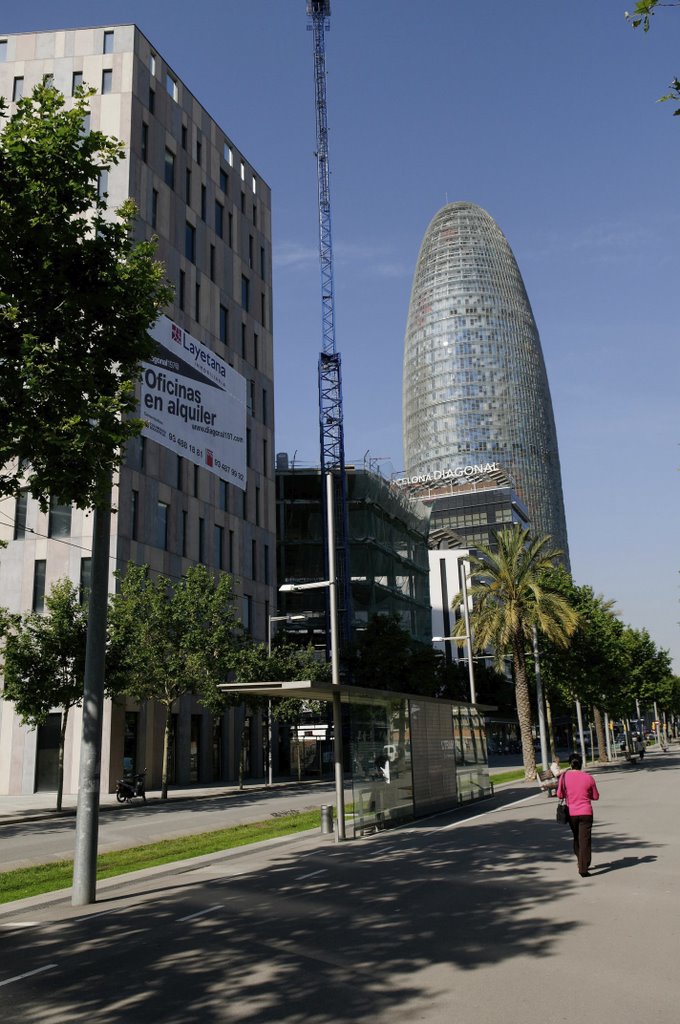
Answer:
[
  {"left": 0, "top": 808, "right": 321, "bottom": 905},
  {"left": 489, "top": 768, "right": 529, "bottom": 785}
]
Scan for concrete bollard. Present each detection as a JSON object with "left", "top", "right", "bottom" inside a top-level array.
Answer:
[{"left": 320, "top": 804, "right": 334, "bottom": 834}]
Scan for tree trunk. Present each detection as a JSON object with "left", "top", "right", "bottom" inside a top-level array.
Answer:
[
  {"left": 162, "top": 704, "right": 172, "bottom": 799},
  {"left": 545, "top": 693, "right": 556, "bottom": 762},
  {"left": 513, "top": 637, "right": 537, "bottom": 780},
  {"left": 56, "top": 707, "right": 69, "bottom": 812},
  {"left": 593, "top": 705, "right": 608, "bottom": 762}
]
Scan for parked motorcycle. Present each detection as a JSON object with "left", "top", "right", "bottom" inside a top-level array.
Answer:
[{"left": 115, "top": 770, "right": 146, "bottom": 804}]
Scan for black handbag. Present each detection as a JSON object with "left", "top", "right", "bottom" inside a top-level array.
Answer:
[{"left": 556, "top": 770, "right": 570, "bottom": 824}]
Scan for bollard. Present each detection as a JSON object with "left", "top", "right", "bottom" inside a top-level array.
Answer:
[{"left": 320, "top": 804, "right": 334, "bottom": 834}]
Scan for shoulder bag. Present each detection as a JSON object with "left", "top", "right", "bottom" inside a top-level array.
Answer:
[{"left": 556, "top": 770, "right": 570, "bottom": 825}]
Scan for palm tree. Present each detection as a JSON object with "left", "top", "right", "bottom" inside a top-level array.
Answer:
[{"left": 452, "top": 527, "right": 578, "bottom": 780}]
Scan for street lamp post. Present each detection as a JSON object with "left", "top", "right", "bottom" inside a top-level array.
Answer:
[
  {"left": 279, "top": 471, "right": 346, "bottom": 840},
  {"left": 266, "top": 614, "right": 306, "bottom": 786}
]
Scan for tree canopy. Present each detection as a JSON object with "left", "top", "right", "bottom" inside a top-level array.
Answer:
[{"left": 0, "top": 82, "right": 171, "bottom": 509}]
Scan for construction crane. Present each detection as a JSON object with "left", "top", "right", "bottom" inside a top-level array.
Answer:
[{"left": 306, "top": 0, "right": 353, "bottom": 650}]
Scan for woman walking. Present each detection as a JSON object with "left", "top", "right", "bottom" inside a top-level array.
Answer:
[{"left": 557, "top": 752, "right": 600, "bottom": 877}]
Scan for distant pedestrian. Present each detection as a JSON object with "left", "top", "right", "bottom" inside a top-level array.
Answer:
[{"left": 557, "top": 752, "right": 600, "bottom": 877}]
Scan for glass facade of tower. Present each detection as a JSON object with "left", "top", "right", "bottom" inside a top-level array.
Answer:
[{"left": 402, "top": 202, "right": 569, "bottom": 562}]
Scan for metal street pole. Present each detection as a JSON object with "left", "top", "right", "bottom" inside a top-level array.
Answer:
[
  {"left": 72, "top": 495, "right": 111, "bottom": 906},
  {"left": 575, "top": 699, "right": 587, "bottom": 765},
  {"left": 325, "top": 470, "right": 346, "bottom": 841},
  {"left": 460, "top": 565, "right": 477, "bottom": 705},
  {"left": 532, "top": 627, "right": 549, "bottom": 771}
]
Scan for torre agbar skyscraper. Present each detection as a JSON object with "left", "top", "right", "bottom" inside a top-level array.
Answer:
[{"left": 402, "top": 202, "right": 570, "bottom": 562}]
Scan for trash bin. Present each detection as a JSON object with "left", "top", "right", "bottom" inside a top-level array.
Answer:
[{"left": 320, "top": 804, "right": 334, "bottom": 834}]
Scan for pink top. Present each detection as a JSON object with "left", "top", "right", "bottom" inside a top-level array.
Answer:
[{"left": 557, "top": 769, "right": 599, "bottom": 816}]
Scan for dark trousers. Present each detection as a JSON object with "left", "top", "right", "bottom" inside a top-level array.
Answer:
[{"left": 569, "top": 814, "right": 593, "bottom": 874}]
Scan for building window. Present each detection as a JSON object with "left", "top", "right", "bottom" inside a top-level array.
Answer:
[
  {"left": 156, "top": 501, "right": 169, "bottom": 550},
  {"left": 14, "top": 491, "right": 28, "bottom": 539},
  {"left": 253, "top": 204, "right": 257, "bottom": 228},
  {"left": 219, "top": 479, "right": 228, "bottom": 512},
  {"left": 98, "top": 169, "right": 109, "bottom": 201},
  {"left": 196, "top": 139, "right": 202, "bottom": 166},
  {"left": 181, "top": 510, "right": 188, "bottom": 557},
  {"left": 246, "top": 428, "right": 252, "bottom": 467},
  {"left": 149, "top": 87, "right": 155, "bottom": 113},
  {"left": 228, "top": 212, "right": 233, "bottom": 247},
  {"left": 201, "top": 184, "right": 206, "bottom": 221},
  {"left": 262, "top": 438, "right": 269, "bottom": 476},
  {"left": 150, "top": 52, "right": 156, "bottom": 76},
  {"left": 229, "top": 529, "right": 234, "bottom": 571},
  {"left": 214, "top": 524, "right": 224, "bottom": 570},
  {"left": 241, "top": 276, "right": 250, "bottom": 312},
  {"left": 101, "top": 69, "right": 113, "bottom": 95},
  {"left": 262, "top": 387, "right": 268, "bottom": 425},
  {"left": 194, "top": 463, "right": 199, "bottom": 497},
  {"left": 131, "top": 489, "right": 139, "bottom": 541},
  {"left": 164, "top": 148, "right": 175, "bottom": 189},
  {"left": 219, "top": 305, "right": 228, "bottom": 344},
  {"left": 0, "top": 40, "right": 7, "bottom": 62},
  {"left": 242, "top": 595, "right": 253, "bottom": 635},
  {"left": 255, "top": 486, "right": 261, "bottom": 527},
  {"left": 12, "top": 77, "right": 24, "bottom": 102},
  {"left": 181, "top": 123, "right": 187, "bottom": 149},
  {"left": 176, "top": 455, "right": 183, "bottom": 491},
  {"left": 261, "top": 293, "right": 266, "bottom": 327},
  {"left": 151, "top": 188, "right": 159, "bottom": 229},
  {"left": 264, "top": 544, "right": 270, "bottom": 585},
  {"left": 248, "top": 235, "right": 254, "bottom": 269},
  {"left": 185, "top": 221, "right": 196, "bottom": 262},
  {"left": 210, "top": 244, "right": 216, "bottom": 282},
  {"left": 247, "top": 380, "right": 254, "bottom": 415},
  {"left": 80, "top": 558, "right": 92, "bottom": 604},
  {"left": 252, "top": 175, "right": 257, "bottom": 195},
  {"left": 48, "top": 501, "right": 72, "bottom": 538},
  {"left": 198, "top": 516, "right": 205, "bottom": 563},
  {"left": 166, "top": 73, "right": 178, "bottom": 102},
  {"left": 240, "top": 323, "right": 247, "bottom": 359},
  {"left": 195, "top": 282, "right": 200, "bottom": 323},
  {"left": 103, "top": 29, "right": 114, "bottom": 54},
  {"left": 215, "top": 201, "right": 224, "bottom": 238},
  {"left": 260, "top": 246, "right": 266, "bottom": 281},
  {"left": 32, "top": 560, "right": 46, "bottom": 614},
  {"left": 253, "top": 333, "right": 259, "bottom": 369},
  {"left": 224, "top": 142, "right": 233, "bottom": 166},
  {"left": 72, "top": 71, "right": 83, "bottom": 95},
  {"left": 219, "top": 168, "right": 228, "bottom": 193},
  {"left": 242, "top": 488, "right": 248, "bottom": 521},
  {"left": 179, "top": 269, "right": 185, "bottom": 310},
  {"left": 240, "top": 191, "right": 246, "bottom": 214},
  {"left": 141, "top": 122, "right": 148, "bottom": 162},
  {"left": 185, "top": 168, "right": 192, "bottom": 204},
  {"left": 240, "top": 160, "right": 245, "bottom": 181},
  {"left": 251, "top": 539, "right": 257, "bottom": 581}
]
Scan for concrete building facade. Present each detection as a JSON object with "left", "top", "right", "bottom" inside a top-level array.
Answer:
[{"left": 0, "top": 25, "right": 275, "bottom": 795}]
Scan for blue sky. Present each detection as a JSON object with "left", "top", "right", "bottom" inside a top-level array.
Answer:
[{"left": 3, "top": 1, "right": 679, "bottom": 669}]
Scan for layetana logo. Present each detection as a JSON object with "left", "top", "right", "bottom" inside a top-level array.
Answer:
[{"left": 206, "top": 449, "right": 214, "bottom": 467}]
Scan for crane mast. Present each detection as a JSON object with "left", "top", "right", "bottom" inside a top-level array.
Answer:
[{"left": 307, "top": 0, "right": 352, "bottom": 649}]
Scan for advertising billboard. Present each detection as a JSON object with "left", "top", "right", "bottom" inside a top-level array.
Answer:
[{"left": 140, "top": 316, "right": 246, "bottom": 490}]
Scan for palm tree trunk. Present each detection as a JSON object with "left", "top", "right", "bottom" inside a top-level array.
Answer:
[
  {"left": 162, "top": 704, "right": 172, "bottom": 799},
  {"left": 56, "top": 707, "right": 69, "bottom": 812},
  {"left": 593, "top": 705, "right": 608, "bottom": 762},
  {"left": 513, "top": 637, "right": 537, "bottom": 780},
  {"left": 545, "top": 693, "right": 556, "bottom": 762}
]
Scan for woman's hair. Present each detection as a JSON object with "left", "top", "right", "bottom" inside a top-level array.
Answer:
[{"left": 569, "top": 752, "right": 583, "bottom": 770}]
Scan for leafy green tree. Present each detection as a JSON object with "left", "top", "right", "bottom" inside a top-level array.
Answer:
[
  {"left": 0, "top": 82, "right": 171, "bottom": 509},
  {"left": 626, "top": 1, "right": 680, "bottom": 116},
  {"left": 0, "top": 580, "right": 87, "bottom": 809},
  {"left": 346, "top": 613, "right": 440, "bottom": 696},
  {"left": 452, "top": 527, "right": 579, "bottom": 780},
  {"left": 107, "top": 564, "right": 241, "bottom": 798}
]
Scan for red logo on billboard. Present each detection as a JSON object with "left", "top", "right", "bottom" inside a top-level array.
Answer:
[
  {"left": 171, "top": 323, "right": 182, "bottom": 344},
  {"left": 206, "top": 449, "right": 214, "bottom": 467}
]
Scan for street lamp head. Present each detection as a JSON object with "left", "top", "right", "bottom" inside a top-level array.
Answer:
[{"left": 279, "top": 580, "right": 331, "bottom": 592}]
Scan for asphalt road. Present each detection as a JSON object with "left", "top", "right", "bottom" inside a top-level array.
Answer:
[
  {"left": 0, "top": 783, "right": 341, "bottom": 872},
  {"left": 0, "top": 751, "right": 678, "bottom": 1023}
]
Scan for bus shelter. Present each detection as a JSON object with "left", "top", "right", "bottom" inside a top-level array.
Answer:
[{"left": 219, "top": 680, "right": 493, "bottom": 837}]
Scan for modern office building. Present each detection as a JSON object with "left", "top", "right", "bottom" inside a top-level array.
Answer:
[
  {"left": 276, "top": 464, "right": 432, "bottom": 646},
  {"left": 402, "top": 202, "right": 570, "bottom": 563},
  {"left": 0, "top": 25, "right": 275, "bottom": 795}
]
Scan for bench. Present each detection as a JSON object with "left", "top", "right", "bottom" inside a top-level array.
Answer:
[{"left": 537, "top": 768, "right": 558, "bottom": 796}]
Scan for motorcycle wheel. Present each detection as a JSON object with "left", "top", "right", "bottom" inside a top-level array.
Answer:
[{"left": 116, "top": 790, "right": 127, "bottom": 803}]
